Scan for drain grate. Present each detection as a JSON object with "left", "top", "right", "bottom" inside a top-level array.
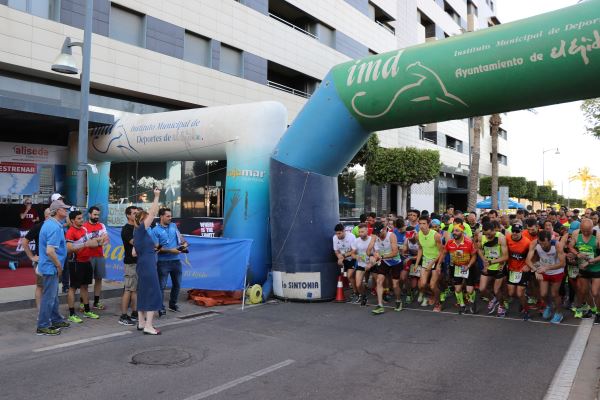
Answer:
[
  {"left": 178, "top": 311, "right": 220, "bottom": 320},
  {"left": 131, "top": 348, "right": 192, "bottom": 367}
]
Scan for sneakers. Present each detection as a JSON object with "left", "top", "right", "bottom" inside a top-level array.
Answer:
[
  {"left": 574, "top": 308, "right": 583, "bottom": 319},
  {"left": 118, "top": 315, "right": 134, "bottom": 326},
  {"left": 405, "top": 294, "right": 413, "bottom": 304},
  {"left": 458, "top": 305, "right": 466, "bottom": 315},
  {"left": 130, "top": 312, "right": 138, "bottom": 322},
  {"left": 51, "top": 321, "right": 71, "bottom": 329},
  {"left": 383, "top": 293, "right": 392, "bottom": 303},
  {"left": 36, "top": 327, "right": 60, "bottom": 336},
  {"left": 433, "top": 303, "right": 442, "bottom": 313},
  {"left": 497, "top": 305, "right": 507, "bottom": 318},
  {"left": 550, "top": 313, "right": 564, "bottom": 324},
  {"left": 522, "top": 310, "right": 531, "bottom": 321},
  {"left": 468, "top": 301, "right": 477, "bottom": 315},
  {"left": 371, "top": 305, "right": 385, "bottom": 315},
  {"left": 487, "top": 299, "right": 499, "bottom": 315},
  {"left": 68, "top": 314, "right": 83, "bottom": 324},
  {"left": 360, "top": 295, "right": 368, "bottom": 307},
  {"left": 420, "top": 297, "right": 429, "bottom": 307},
  {"left": 168, "top": 304, "right": 181, "bottom": 313},
  {"left": 417, "top": 293, "right": 424, "bottom": 304},
  {"left": 351, "top": 295, "right": 361, "bottom": 304},
  {"left": 594, "top": 313, "right": 600, "bottom": 325},
  {"left": 348, "top": 293, "right": 357, "bottom": 303},
  {"left": 8, "top": 261, "right": 17, "bottom": 271},
  {"left": 394, "top": 301, "right": 403, "bottom": 312},
  {"left": 158, "top": 309, "right": 167, "bottom": 317},
  {"left": 542, "top": 305, "right": 553, "bottom": 320},
  {"left": 82, "top": 311, "right": 100, "bottom": 319},
  {"left": 93, "top": 302, "right": 106, "bottom": 310},
  {"left": 440, "top": 291, "right": 447, "bottom": 303}
]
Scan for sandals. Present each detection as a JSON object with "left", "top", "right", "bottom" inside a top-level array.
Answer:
[{"left": 143, "top": 328, "right": 161, "bottom": 335}]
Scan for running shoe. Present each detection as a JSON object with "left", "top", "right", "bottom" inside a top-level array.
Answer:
[
  {"left": 550, "top": 313, "right": 564, "bottom": 324},
  {"left": 394, "top": 301, "right": 403, "bottom": 312},
  {"left": 594, "top": 314, "right": 600, "bottom": 325},
  {"left": 360, "top": 295, "right": 368, "bottom": 307},
  {"left": 118, "top": 315, "right": 134, "bottom": 326},
  {"left": 68, "top": 314, "right": 83, "bottom": 324},
  {"left": 51, "top": 321, "right": 71, "bottom": 329},
  {"left": 440, "top": 291, "right": 447, "bottom": 303},
  {"left": 8, "top": 261, "right": 17, "bottom": 271},
  {"left": 481, "top": 296, "right": 490, "bottom": 303},
  {"left": 351, "top": 295, "right": 361, "bottom": 304},
  {"left": 582, "top": 309, "right": 594, "bottom": 319},
  {"left": 503, "top": 300, "right": 510, "bottom": 310},
  {"left": 130, "top": 312, "right": 138, "bottom": 322},
  {"left": 458, "top": 305, "right": 466, "bottom": 315},
  {"left": 487, "top": 298, "right": 499, "bottom": 314},
  {"left": 371, "top": 305, "right": 385, "bottom": 315},
  {"left": 82, "top": 311, "right": 100, "bottom": 319},
  {"left": 542, "top": 305, "right": 553, "bottom": 320},
  {"left": 93, "top": 302, "right": 106, "bottom": 310},
  {"left": 405, "top": 294, "right": 413, "bottom": 304},
  {"left": 574, "top": 308, "right": 583, "bottom": 319},
  {"left": 36, "top": 327, "right": 60, "bottom": 336},
  {"left": 468, "top": 301, "right": 477, "bottom": 315},
  {"left": 433, "top": 303, "right": 442, "bottom": 313},
  {"left": 417, "top": 293, "right": 424, "bottom": 304},
  {"left": 383, "top": 293, "right": 392, "bottom": 303},
  {"left": 158, "top": 310, "right": 167, "bottom": 317},
  {"left": 570, "top": 305, "right": 578, "bottom": 313},
  {"left": 421, "top": 297, "right": 429, "bottom": 307},
  {"left": 522, "top": 310, "right": 530, "bottom": 321},
  {"left": 497, "top": 305, "right": 507, "bottom": 318}
]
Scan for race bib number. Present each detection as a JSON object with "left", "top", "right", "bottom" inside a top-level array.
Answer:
[
  {"left": 509, "top": 271, "right": 522, "bottom": 284},
  {"left": 409, "top": 262, "right": 422, "bottom": 277},
  {"left": 487, "top": 249, "right": 499, "bottom": 259},
  {"left": 454, "top": 265, "right": 469, "bottom": 279},
  {"left": 568, "top": 265, "right": 579, "bottom": 279}
]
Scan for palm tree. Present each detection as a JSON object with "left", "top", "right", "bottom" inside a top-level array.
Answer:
[
  {"left": 468, "top": 117, "right": 482, "bottom": 211},
  {"left": 570, "top": 167, "right": 598, "bottom": 198},
  {"left": 490, "top": 114, "right": 502, "bottom": 209}
]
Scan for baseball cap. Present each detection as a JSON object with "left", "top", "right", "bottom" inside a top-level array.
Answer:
[
  {"left": 568, "top": 220, "right": 581, "bottom": 233},
  {"left": 511, "top": 222, "right": 524, "bottom": 233},
  {"left": 431, "top": 219, "right": 441, "bottom": 226},
  {"left": 49, "top": 199, "right": 71, "bottom": 212},
  {"left": 50, "top": 193, "right": 64, "bottom": 202}
]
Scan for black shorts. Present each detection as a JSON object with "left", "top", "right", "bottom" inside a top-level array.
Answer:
[
  {"left": 342, "top": 259, "right": 355, "bottom": 272},
  {"left": 69, "top": 261, "right": 93, "bottom": 288},
  {"left": 383, "top": 260, "right": 404, "bottom": 280},
  {"left": 481, "top": 267, "right": 507, "bottom": 280},
  {"left": 579, "top": 269, "right": 600, "bottom": 279},
  {"left": 371, "top": 262, "right": 390, "bottom": 275},
  {"left": 452, "top": 265, "right": 478, "bottom": 287},
  {"left": 507, "top": 271, "right": 531, "bottom": 287}
]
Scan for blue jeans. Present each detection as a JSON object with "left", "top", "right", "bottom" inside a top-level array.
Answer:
[
  {"left": 157, "top": 260, "right": 182, "bottom": 310},
  {"left": 37, "top": 274, "right": 64, "bottom": 329}
]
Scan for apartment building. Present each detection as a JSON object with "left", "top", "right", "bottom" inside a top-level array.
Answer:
[{"left": 0, "top": 0, "right": 512, "bottom": 227}]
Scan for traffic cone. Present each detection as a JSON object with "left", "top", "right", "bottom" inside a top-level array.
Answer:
[{"left": 334, "top": 275, "right": 345, "bottom": 303}]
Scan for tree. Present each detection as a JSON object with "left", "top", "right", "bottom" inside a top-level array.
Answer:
[
  {"left": 490, "top": 114, "right": 502, "bottom": 209},
  {"left": 347, "top": 134, "right": 379, "bottom": 170},
  {"left": 525, "top": 181, "right": 538, "bottom": 204},
  {"left": 479, "top": 176, "right": 526, "bottom": 199},
  {"left": 365, "top": 146, "right": 440, "bottom": 216},
  {"left": 468, "top": 117, "right": 483, "bottom": 211},
  {"left": 550, "top": 189, "right": 558, "bottom": 204},
  {"left": 581, "top": 98, "right": 600, "bottom": 139},
  {"left": 536, "top": 185, "right": 553, "bottom": 208},
  {"left": 479, "top": 176, "right": 492, "bottom": 197},
  {"left": 570, "top": 167, "right": 598, "bottom": 199}
]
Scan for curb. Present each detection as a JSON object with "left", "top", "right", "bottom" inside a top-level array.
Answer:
[{"left": 0, "top": 287, "right": 124, "bottom": 313}]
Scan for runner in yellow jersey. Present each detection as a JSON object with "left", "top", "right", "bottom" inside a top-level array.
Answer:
[{"left": 416, "top": 216, "right": 443, "bottom": 311}]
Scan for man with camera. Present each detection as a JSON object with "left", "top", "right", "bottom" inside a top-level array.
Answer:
[{"left": 152, "top": 207, "right": 188, "bottom": 316}]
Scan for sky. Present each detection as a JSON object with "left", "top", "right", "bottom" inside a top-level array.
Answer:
[{"left": 495, "top": 0, "right": 598, "bottom": 199}]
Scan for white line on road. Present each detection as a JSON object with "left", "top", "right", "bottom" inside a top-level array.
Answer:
[
  {"left": 156, "top": 312, "right": 220, "bottom": 328},
  {"left": 543, "top": 319, "right": 594, "bottom": 400},
  {"left": 33, "top": 331, "right": 132, "bottom": 353},
  {"left": 182, "top": 359, "right": 295, "bottom": 400}
]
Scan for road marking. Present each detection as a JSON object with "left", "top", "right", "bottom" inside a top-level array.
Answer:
[
  {"left": 350, "top": 302, "right": 580, "bottom": 327},
  {"left": 182, "top": 359, "right": 295, "bottom": 400},
  {"left": 33, "top": 331, "right": 132, "bottom": 353},
  {"left": 543, "top": 319, "right": 593, "bottom": 400},
  {"left": 156, "top": 312, "right": 219, "bottom": 328}
]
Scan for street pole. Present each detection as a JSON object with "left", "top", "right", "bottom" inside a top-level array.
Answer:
[
  {"left": 76, "top": 0, "right": 93, "bottom": 208},
  {"left": 542, "top": 152, "right": 545, "bottom": 186}
]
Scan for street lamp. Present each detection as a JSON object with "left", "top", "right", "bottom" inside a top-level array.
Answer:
[
  {"left": 542, "top": 147, "right": 560, "bottom": 186},
  {"left": 51, "top": 0, "right": 93, "bottom": 208}
]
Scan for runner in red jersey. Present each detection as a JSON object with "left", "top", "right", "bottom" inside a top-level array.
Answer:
[{"left": 506, "top": 222, "right": 532, "bottom": 320}]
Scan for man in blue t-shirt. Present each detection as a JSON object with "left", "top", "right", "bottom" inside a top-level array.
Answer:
[
  {"left": 36, "top": 200, "right": 72, "bottom": 336},
  {"left": 152, "top": 208, "right": 188, "bottom": 315}
]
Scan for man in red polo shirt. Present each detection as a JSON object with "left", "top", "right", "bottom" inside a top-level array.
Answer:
[{"left": 83, "top": 206, "right": 109, "bottom": 310}]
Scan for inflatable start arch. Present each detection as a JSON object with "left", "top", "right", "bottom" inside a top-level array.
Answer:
[{"left": 270, "top": 0, "right": 600, "bottom": 300}]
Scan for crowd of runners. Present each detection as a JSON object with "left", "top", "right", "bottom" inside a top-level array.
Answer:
[{"left": 333, "top": 206, "right": 600, "bottom": 324}]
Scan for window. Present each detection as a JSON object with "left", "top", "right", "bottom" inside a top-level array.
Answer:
[
  {"left": 315, "top": 23, "right": 335, "bottom": 47},
  {"left": 467, "top": 1, "right": 478, "bottom": 16},
  {"left": 490, "top": 153, "right": 508, "bottom": 165},
  {"left": 220, "top": 44, "right": 243, "bottom": 77},
  {"left": 446, "top": 135, "right": 463, "bottom": 152},
  {"left": 444, "top": 1, "right": 461, "bottom": 26},
  {"left": 184, "top": 32, "right": 211, "bottom": 67},
  {"left": 109, "top": 4, "right": 145, "bottom": 47},
  {"left": 419, "top": 11, "right": 436, "bottom": 39},
  {"left": 420, "top": 129, "right": 438, "bottom": 144},
  {"left": 7, "top": 0, "right": 59, "bottom": 20}
]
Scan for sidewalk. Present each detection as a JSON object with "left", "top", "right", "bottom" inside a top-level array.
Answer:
[
  {"left": 0, "top": 280, "right": 124, "bottom": 312},
  {"left": 569, "top": 325, "right": 600, "bottom": 400}
]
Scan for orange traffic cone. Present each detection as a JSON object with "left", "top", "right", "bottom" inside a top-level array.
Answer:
[{"left": 334, "top": 275, "right": 345, "bottom": 303}]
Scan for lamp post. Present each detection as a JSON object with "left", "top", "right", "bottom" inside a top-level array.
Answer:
[
  {"left": 542, "top": 147, "right": 560, "bottom": 187},
  {"left": 51, "top": 0, "right": 93, "bottom": 208}
]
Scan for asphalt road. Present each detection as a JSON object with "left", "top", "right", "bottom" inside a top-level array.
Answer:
[{"left": 0, "top": 298, "right": 585, "bottom": 400}]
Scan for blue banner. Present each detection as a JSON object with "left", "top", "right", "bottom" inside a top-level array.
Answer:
[{"left": 104, "top": 227, "right": 252, "bottom": 291}]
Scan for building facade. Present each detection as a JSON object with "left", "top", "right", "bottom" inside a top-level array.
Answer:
[{"left": 0, "top": 0, "right": 512, "bottom": 228}]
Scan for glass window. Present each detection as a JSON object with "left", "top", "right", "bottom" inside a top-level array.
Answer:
[
  {"left": 219, "top": 45, "right": 243, "bottom": 77},
  {"left": 317, "top": 23, "right": 335, "bottom": 47},
  {"left": 182, "top": 160, "right": 227, "bottom": 218},
  {"left": 184, "top": 32, "right": 211, "bottom": 67},
  {"left": 109, "top": 4, "right": 145, "bottom": 47},
  {"left": 7, "top": 0, "right": 27, "bottom": 12},
  {"left": 8, "top": 0, "right": 59, "bottom": 20}
]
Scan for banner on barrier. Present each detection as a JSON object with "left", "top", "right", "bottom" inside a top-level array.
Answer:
[{"left": 104, "top": 227, "right": 251, "bottom": 290}]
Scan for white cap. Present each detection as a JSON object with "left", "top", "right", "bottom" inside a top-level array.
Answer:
[{"left": 50, "top": 193, "right": 64, "bottom": 202}]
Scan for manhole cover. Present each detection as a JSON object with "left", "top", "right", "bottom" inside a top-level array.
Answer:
[{"left": 131, "top": 348, "right": 192, "bottom": 367}]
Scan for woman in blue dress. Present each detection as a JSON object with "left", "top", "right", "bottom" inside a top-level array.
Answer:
[{"left": 133, "top": 188, "right": 163, "bottom": 335}]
